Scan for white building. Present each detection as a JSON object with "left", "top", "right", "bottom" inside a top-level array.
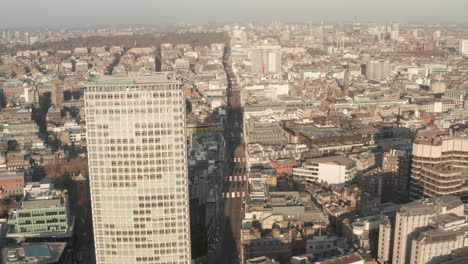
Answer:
[
  {"left": 85, "top": 75, "right": 191, "bottom": 264},
  {"left": 315, "top": 252, "right": 364, "bottom": 264},
  {"left": 293, "top": 156, "right": 357, "bottom": 185},
  {"left": 410, "top": 213, "right": 468, "bottom": 264},
  {"left": 366, "top": 60, "right": 392, "bottom": 81},
  {"left": 391, "top": 196, "right": 464, "bottom": 264},
  {"left": 460, "top": 39, "right": 468, "bottom": 56},
  {"left": 251, "top": 46, "right": 282, "bottom": 74}
]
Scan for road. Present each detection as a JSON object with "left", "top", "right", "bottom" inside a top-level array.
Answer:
[{"left": 210, "top": 48, "right": 247, "bottom": 264}]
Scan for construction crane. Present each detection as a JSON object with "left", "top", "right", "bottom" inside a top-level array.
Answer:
[
  {"left": 335, "top": 24, "right": 345, "bottom": 50},
  {"left": 259, "top": 41, "right": 266, "bottom": 75},
  {"left": 340, "top": 23, "right": 345, "bottom": 50}
]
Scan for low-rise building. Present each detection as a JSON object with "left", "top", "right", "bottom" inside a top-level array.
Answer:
[
  {"left": 0, "top": 170, "right": 25, "bottom": 198},
  {"left": 7, "top": 179, "right": 73, "bottom": 242},
  {"left": 293, "top": 156, "right": 357, "bottom": 185},
  {"left": 1, "top": 243, "right": 72, "bottom": 264},
  {"left": 315, "top": 252, "right": 365, "bottom": 264}
]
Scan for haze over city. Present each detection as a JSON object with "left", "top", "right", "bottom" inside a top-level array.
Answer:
[
  {"left": 1, "top": 0, "right": 468, "bottom": 27},
  {"left": 0, "top": 1, "right": 468, "bottom": 264}
]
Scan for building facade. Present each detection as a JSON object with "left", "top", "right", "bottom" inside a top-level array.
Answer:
[
  {"left": 460, "top": 39, "right": 468, "bottom": 56},
  {"left": 382, "top": 148, "right": 411, "bottom": 194},
  {"left": 366, "top": 60, "right": 392, "bottom": 81},
  {"left": 251, "top": 46, "right": 282, "bottom": 74},
  {"left": 7, "top": 180, "right": 72, "bottom": 239},
  {"left": 85, "top": 75, "right": 191, "bottom": 264},
  {"left": 391, "top": 196, "right": 464, "bottom": 264},
  {"left": 293, "top": 156, "right": 357, "bottom": 185},
  {"left": 410, "top": 129, "right": 468, "bottom": 201},
  {"left": 409, "top": 214, "right": 468, "bottom": 264}
]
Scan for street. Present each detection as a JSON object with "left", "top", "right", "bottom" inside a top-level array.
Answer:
[{"left": 210, "top": 48, "right": 247, "bottom": 264}]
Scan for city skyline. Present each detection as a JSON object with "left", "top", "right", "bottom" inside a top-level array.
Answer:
[
  {"left": 0, "top": 4, "right": 468, "bottom": 263},
  {"left": 1, "top": 0, "right": 468, "bottom": 27}
]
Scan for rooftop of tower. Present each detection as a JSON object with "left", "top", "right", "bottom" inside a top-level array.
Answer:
[{"left": 85, "top": 73, "right": 177, "bottom": 85}]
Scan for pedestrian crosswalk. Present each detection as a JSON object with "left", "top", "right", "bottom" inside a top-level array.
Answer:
[
  {"left": 233, "top": 157, "right": 246, "bottom": 163},
  {"left": 227, "top": 175, "right": 248, "bottom": 182},
  {"left": 222, "top": 192, "right": 246, "bottom": 198}
]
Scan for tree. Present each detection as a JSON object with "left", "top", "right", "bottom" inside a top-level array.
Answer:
[{"left": 63, "top": 90, "right": 72, "bottom": 101}]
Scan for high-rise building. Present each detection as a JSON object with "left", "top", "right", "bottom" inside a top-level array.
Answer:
[
  {"left": 5, "top": 31, "right": 11, "bottom": 42},
  {"left": 85, "top": 75, "right": 191, "bottom": 264},
  {"left": 460, "top": 39, "right": 468, "bottom": 56},
  {"left": 251, "top": 45, "right": 282, "bottom": 74},
  {"left": 24, "top": 32, "right": 30, "bottom": 46},
  {"left": 51, "top": 80, "right": 64, "bottom": 106},
  {"left": 382, "top": 148, "right": 411, "bottom": 194},
  {"left": 390, "top": 23, "right": 399, "bottom": 41},
  {"left": 280, "top": 30, "right": 290, "bottom": 41},
  {"left": 390, "top": 196, "right": 464, "bottom": 264},
  {"left": 432, "top": 30, "right": 442, "bottom": 40},
  {"left": 377, "top": 218, "right": 394, "bottom": 264},
  {"left": 410, "top": 128, "right": 468, "bottom": 201},
  {"left": 365, "top": 60, "right": 392, "bottom": 81}
]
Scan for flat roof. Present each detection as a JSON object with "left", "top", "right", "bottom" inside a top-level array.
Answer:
[
  {"left": 308, "top": 156, "right": 355, "bottom": 166},
  {"left": 317, "top": 252, "right": 364, "bottom": 264}
]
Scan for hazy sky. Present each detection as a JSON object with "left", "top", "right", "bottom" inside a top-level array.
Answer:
[{"left": 1, "top": 0, "right": 467, "bottom": 27}]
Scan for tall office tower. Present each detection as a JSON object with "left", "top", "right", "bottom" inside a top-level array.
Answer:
[
  {"left": 390, "top": 23, "right": 399, "bottom": 40},
  {"left": 85, "top": 75, "right": 191, "bottom": 264},
  {"left": 390, "top": 196, "right": 464, "bottom": 264},
  {"left": 280, "top": 30, "right": 290, "bottom": 42},
  {"left": 412, "top": 29, "right": 419, "bottom": 39},
  {"left": 382, "top": 148, "right": 411, "bottom": 194},
  {"left": 410, "top": 128, "right": 468, "bottom": 201},
  {"left": 24, "top": 32, "right": 30, "bottom": 45},
  {"left": 251, "top": 45, "right": 282, "bottom": 74},
  {"left": 51, "top": 80, "right": 64, "bottom": 106},
  {"left": 365, "top": 60, "right": 392, "bottom": 81},
  {"left": 460, "top": 39, "right": 468, "bottom": 56},
  {"left": 432, "top": 30, "right": 442, "bottom": 40}
]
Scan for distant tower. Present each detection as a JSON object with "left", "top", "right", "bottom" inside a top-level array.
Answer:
[
  {"left": 366, "top": 60, "right": 392, "bottom": 81},
  {"left": 460, "top": 39, "right": 468, "bottom": 56},
  {"left": 432, "top": 30, "right": 442, "bottom": 40},
  {"left": 24, "top": 32, "right": 30, "bottom": 46},
  {"left": 390, "top": 23, "right": 399, "bottom": 41}
]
